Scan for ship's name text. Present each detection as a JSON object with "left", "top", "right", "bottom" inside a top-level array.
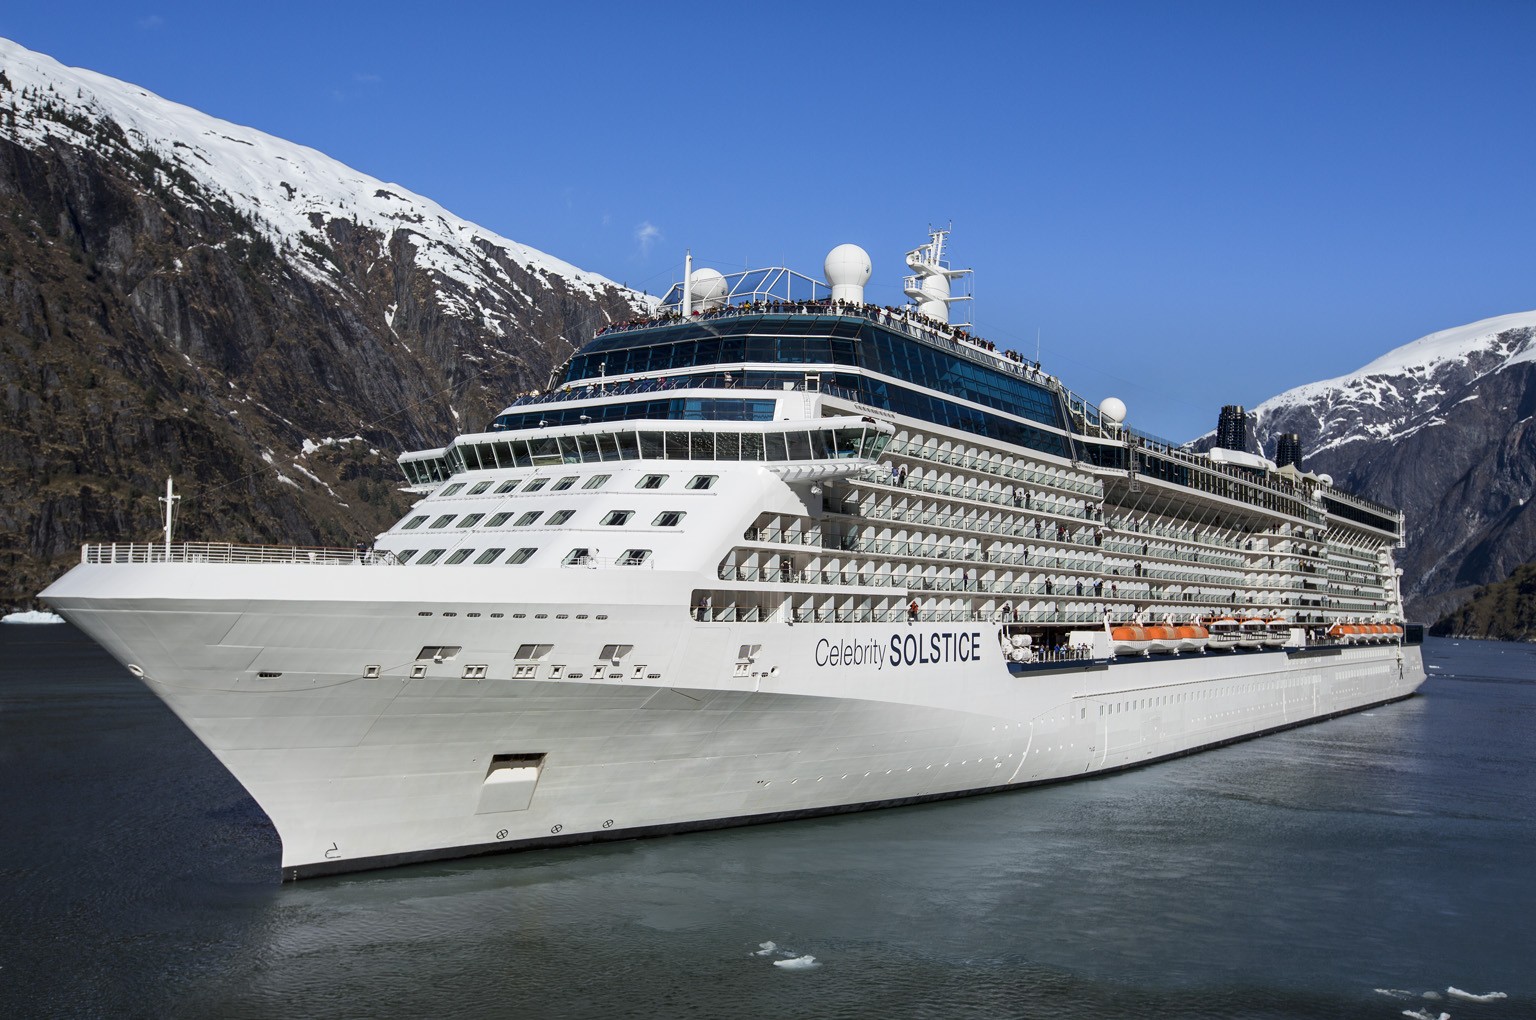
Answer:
[{"left": 813, "top": 632, "right": 983, "bottom": 671}]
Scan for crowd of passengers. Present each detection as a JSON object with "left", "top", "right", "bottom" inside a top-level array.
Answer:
[{"left": 597, "top": 298, "right": 1048, "bottom": 376}]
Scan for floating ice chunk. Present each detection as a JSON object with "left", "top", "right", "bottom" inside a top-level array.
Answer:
[
  {"left": 1447, "top": 987, "right": 1506, "bottom": 1003},
  {"left": 754, "top": 941, "right": 777, "bottom": 956},
  {"left": 1, "top": 611, "right": 64, "bottom": 624},
  {"left": 1399, "top": 1010, "right": 1448, "bottom": 1020},
  {"left": 1375, "top": 989, "right": 1414, "bottom": 1000},
  {"left": 774, "top": 955, "right": 819, "bottom": 970},
  {"left": 1421, "top": 991, "right": 1442, "bottom": 1000}
]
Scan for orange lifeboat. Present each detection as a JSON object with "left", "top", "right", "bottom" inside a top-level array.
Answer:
[
  {"left": 1143, "top": 623, "right": 1179, "bottom": 654},
  {"left": 1174, "top": 622, "right": 1209, "bottom": 654},
  {"left": 1109, "top": 624, "right": 1152, "bottom": 657}
]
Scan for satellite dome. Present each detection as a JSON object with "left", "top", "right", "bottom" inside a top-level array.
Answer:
[
  {"left": 824, "top": 243, "right": 871, "bottom": 304},
  {"left": 1317, "top": 473, "right": 1334, "bottom": 487},
  {"left": 1099, "top": 397, "right": 1126, "bottom": 425},
  {"left": 688, "top": 267, "right": 728, "bottom": 310}
]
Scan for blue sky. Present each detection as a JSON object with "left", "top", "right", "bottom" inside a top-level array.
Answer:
[{"left": 4, "top": 2, "right": 1533, "bottom": 441}]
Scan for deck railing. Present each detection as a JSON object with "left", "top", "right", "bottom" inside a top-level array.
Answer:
[{"left": 81, "top": 543, "right": 400, "bottom": 566}]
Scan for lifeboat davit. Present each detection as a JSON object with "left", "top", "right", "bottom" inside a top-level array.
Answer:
[
  {"left": 1237, "top": 618, "right": 1266, "bottom": 649},
  {"left": 1326, "top": 622, "right": 1351, "bottom": 643},
  {"left": 1174, "top": 622, "right": 1209, "bottom": 654},
  {"left": 1143, "top": 623, "right": 1180, "bottom": 654},
  {"left": 1263, "top": 618, "right": 1290, "bottom": 648},
  {"left": 1109, "top": 624, "right": 1152, "bottom": 657},
  {"left": 1206, "top": 617, "right": 1240, "bottom": 651}
]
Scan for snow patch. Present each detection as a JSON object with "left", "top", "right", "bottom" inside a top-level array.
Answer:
[
  {"left": 1446, "top": 987, "right": 1507, "bottom": 1003},
  {"left": 773, "top": 955, "right": 819, "bottom": 970}
]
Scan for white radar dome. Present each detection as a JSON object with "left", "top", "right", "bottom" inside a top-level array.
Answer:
[
  {"left": 688, "top": 267, "right": 728, "bottom": 310},
  {"left": 1099, "top": 397, "right": 1126, "bottom": 425},
  {"left": 1317, "top": 473, "right": 1334, "bottom": 487},
  {"left": 824, "top": 243, "right": 871, "bottom": 305}
]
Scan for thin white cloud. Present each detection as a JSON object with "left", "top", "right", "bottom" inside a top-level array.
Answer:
[{"left": 635, "top": 220, "right": 661, "bottom": 256}]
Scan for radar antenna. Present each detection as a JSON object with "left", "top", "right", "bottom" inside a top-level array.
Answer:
[{"left": 902, "top": 225, "right": 973, "bottom": 327}]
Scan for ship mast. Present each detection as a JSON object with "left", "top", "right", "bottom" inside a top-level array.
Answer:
[{"left": 159, "top": 477, "right": 180, "bottom": 559}]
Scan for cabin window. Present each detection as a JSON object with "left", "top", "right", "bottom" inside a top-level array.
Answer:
[
  {"left": 474, "top": 548, "right": 505, "bottom": 564},
  {"left": 495, "top": 480, "right": 520, "bottom": 494},
  {"left": 583, "top": 474, "right": 612, "bottom": 489},
  {"left": 397, "top": 549, "right": 418, "bottom": 563},
  {"left": 524, "top": 478, "right": 549, "bottom": 492},
  {"left": 687, "top": 474, "right": 718, "bottom": 490},
  {"left": 440, "top": 483, "right": 466, "bottom": 496},
  {"left": 506, "top": 547, "right": 537, "bottom": 564},
  {"left": 418, "top": 549, "right": 446, "bottom": 564},
  {"left": 601, "top": 510, "right": 634, "bottom": 526},
  {"left": 548, "top": 510, "right": 576, "bottom": 526},
  {"left": 401, "top": 515, "right": 427, "bottom": 530},
  {"left": 619, "top": 549, "right": 651, "bottom": 566},
  {"left": 445, "top": 549, "right": 473, "bottom": 564},
  {"left": 430, "top": 515, "right": 455, "bottom": 529},
  {"left": 515, "top": 511, "right": 543, "bottom": 527},
  {"left": 563, "top": 548, "right": 592, "bottom": 565},
  {"left": 553, "top": 476, "right": 578, "bottom": 491},
  {"left": 457, "top": 514, "right": 485, "bottom": 528},
  {"left": 468, "top": 481, "right": 493, "bottom": 495},
  {"left": 652, "top": 511, "right": 686, "bottom": 527},
  {"left": 485, "top": 512, "right": 514, "bottom": 527},
  {"left": 637, "top": 473, "right": 668, "bottom": 489}
]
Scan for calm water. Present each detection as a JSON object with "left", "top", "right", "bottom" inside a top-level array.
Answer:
[{"left": 1, "top": 628, "right": 1530, "bottom": 1020}]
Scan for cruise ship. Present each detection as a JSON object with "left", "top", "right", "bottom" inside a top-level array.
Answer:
[{"left": 41, "top": 230, "right": 1426, "bottom": 880}]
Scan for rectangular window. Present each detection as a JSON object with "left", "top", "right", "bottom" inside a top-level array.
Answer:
[
  {"left": 430, "top": 515, "right": 455, "bottom": 529},
  {"left": 619, "top": 549, "right": 651, "bottom": 565},
  {"left": 582, "top": 474, "right": 612, "bottom": 489},
  {"left": 440, "top": 483, "right": 466, "bottom": 496},
  {"left": 524, "top": 478, "right": 549, "bottom": 492},
  {"left": 637, "top": 473, "right": 668, "bottom": 489},
  {"left": 418, "top": 549, "right": 446, "bottom": 564},
  {"left": 652, "top": 511, "right": 686, "bottom": 527},
  {"left": 468, "top": 481, "right": 493, "bottom": 495},
  {"left": 485, "top": 512, "right": 514, "bottom": 527},
  {"left": 548, "top": 510, "right": 575, "bottom": 526},
  {"left": 397, "top": 549, "right": 418, "bottom": 563},
  {"left": 416, "top": 645, "right": 461, "bottom": 660},
  {"left": 563, "top": 548, "right": 592, "bottom": 565},
  {"left": 495, "top": 480, "right": 520, "bottom": 494},
  {"left": 514, "top": 643, "right": 553, "bottom": 660},
  {"left": 601, "top": 510, "right": 634, "bottom": 526},
  {"left": 687, "top": 474, "right": 718, "bottom": 490},
  {"left": 507, "top": 547, "right": 537, "bottom": 564},
  {"left": 474, "top": 548, "right": 506, "bottom": 564},
  {"left": 553, "top": 476, "right": 578, "bottom": 491},
  {"left": 457, "top": 513, "right": 485, "bottom": 528},
  {"left": 445, "top": 549, "right": 473, "bottom": 564},
  {"left": 515, "top": 511, "right": 543, "bottom": 527},
  {"left": 401, "top": 515, "right": 428, "bottom": 530}
]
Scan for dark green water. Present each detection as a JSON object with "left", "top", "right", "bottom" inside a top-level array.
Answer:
[{"left": 1, "top": 627, "right": 1529, "bottom": 1019}]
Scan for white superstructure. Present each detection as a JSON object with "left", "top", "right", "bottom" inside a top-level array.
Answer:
[{"left": 42, "top": 235, "right": 1425, "bottom": 880}]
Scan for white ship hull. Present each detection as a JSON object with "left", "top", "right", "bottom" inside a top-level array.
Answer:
[{"left": 46, "top": 561, "right": 1424, "bottom": 880}]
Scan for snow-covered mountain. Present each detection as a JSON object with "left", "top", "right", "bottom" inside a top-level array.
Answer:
[
  {"left": 0, "top": 37, "right": 641, "bottom": 335},
  {"left": 0, "top": 37, "right": 646, "bottom": 608},
  {"left": 1250, "top": 311, "right": 1536, "bottom": 622}
]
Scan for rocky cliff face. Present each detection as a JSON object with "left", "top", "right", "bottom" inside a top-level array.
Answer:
[
  {"left": 0, "top": 39, "right": 648, "bottom": 607},
  {"left": 1244, "top": 312, "right": 1536, "bottom": 623}
]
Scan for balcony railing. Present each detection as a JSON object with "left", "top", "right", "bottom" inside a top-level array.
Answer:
[{"left": 81, "top": 542, "right": 401, "bottom": 566}]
